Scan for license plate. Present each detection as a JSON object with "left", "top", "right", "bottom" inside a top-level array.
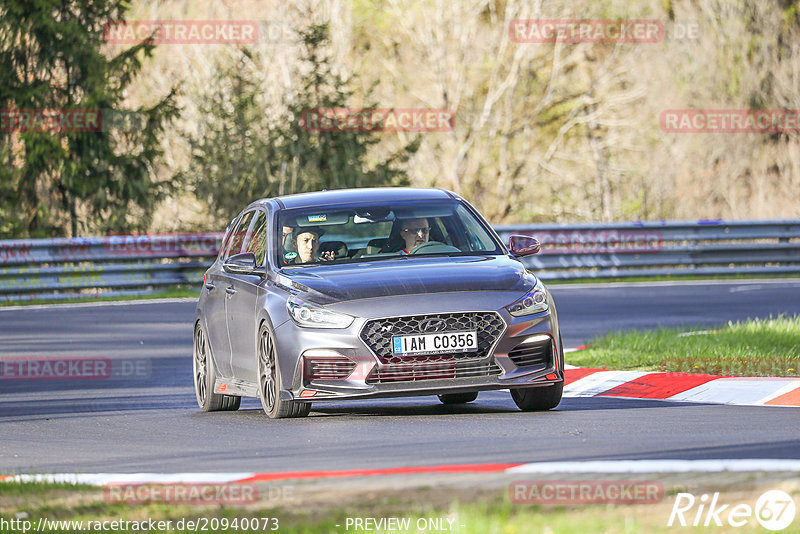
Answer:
[{"left": 391, "top": 331, "right": 478, "bottom": 355}]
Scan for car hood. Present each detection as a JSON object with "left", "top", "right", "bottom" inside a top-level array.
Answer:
[{"left": 278, "top": 255, "right": 534, "bottom": 304}]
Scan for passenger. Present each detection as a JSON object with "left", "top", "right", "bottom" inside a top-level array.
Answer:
[
  {"left": 282, "top": 226, "right": 293, "bottom": 252},
  {"left": 398, "top": 218, "right": 431, "bottom": 254},
  {"left": 288, "top": 227, "right": 335, "bottom": 264}
]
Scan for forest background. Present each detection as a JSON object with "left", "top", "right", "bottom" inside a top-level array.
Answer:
[{"left": 1, "top": 0, "right": 799, "bottom": 238}]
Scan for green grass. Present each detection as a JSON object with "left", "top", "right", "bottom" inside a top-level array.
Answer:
[
  {"left": 0, "top": 286, "right": 199, "bottom": 307},
  {"left": 567, "top": 315, "right": 800, "bottom": 376},
  {"left": 0, "top": 481, "right": 95, "bottom": 496}
]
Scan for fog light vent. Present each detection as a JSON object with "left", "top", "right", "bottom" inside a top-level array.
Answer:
[
  {"left": 303, "top": 356, "right": 356, "bottom": 381},
  {"left": 508, "top": 336, "right": 552, "bottom": 368}
]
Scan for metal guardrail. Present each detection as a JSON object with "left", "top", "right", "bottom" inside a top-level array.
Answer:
[
  {"left": 495, "top": 219, "right": 800, "bottom": 280},
  {"left": 0, "top": 220, "right": 799, "bottom": 301},
  {"left": 0, "top": 234, "right": 221, "bottom": 302}
]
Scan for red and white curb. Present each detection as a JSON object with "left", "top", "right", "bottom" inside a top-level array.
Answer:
[
  {"left": 4, "top": 460, "right": 800, "bottom": 486},
  {"left": 562, "top": 364, "right": 800, "bottom": 407},
  {"left": 0, "top": 464, "right": 524, "bottom": 486}
]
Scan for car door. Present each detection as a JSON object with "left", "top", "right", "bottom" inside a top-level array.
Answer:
[
  {"left": 227, "top": 208, "right": 268, "bottom": 383},
  {"left": 207, "top": 210, "right": 255, "bottom": 378},
  {"left": 202, "top": 258, "right": 232, "bottom": 378},
  {"left": 201, "top": 217, "right": 238, "bottom": 379}
]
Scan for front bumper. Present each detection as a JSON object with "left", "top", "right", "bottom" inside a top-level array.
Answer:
[{"left": 272, "top": 293, "right": 563, "bottom": 402}]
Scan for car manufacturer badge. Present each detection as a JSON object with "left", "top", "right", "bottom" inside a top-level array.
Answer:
[{"left": 420, "top": 318, "right": 447, "bottom": 332}]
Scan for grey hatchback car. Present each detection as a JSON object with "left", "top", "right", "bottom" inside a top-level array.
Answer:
[{"left": 194, "top": 188, "right": 564, "bottom": 418}]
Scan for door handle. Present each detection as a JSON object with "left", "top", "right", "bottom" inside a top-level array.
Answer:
[
  {"left": 225, "top": 286, "right": 236, "bottom": 295},
  {"left": 205, "top": 282, "right": 215, "bottom": 291}
]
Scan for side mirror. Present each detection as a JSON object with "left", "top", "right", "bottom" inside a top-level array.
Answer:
[
  {"left": 508, "top": 235, "right": 540, "bottom": 257},
  {"left": 223, "top": 252, "right": 264, "bottom": 276}
]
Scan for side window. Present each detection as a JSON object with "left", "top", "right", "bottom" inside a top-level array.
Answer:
[
  {"left": 244, "top": 211, "right": 268, "bottom": 266},
  {"left": 430, "top": 218, "right": 448, "bottom": 244},
  {"left": 456, "top": 205, "right": 495, "bottom": 251},
  {"left": 224, "top": 210, "right": 255, "bottom": 259},
  {"left": 218, "top": 217, "right": 238, "bottom": 260}
]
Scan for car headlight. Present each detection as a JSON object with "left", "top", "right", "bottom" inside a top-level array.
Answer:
[
  {"left": 287, "top": 296, "right": 354, "bottom": 329},
  {"left": 505, "top": 278, "right": 549, "bottom": 316}
]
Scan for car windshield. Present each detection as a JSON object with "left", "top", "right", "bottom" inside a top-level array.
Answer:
[{"left": 278, "top": 199, "right": 503, "bottom": 267}]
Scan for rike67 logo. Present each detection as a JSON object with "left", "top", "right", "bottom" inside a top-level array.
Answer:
[{"left": 668, "top": 490, "right": 796, "bottom": 531}]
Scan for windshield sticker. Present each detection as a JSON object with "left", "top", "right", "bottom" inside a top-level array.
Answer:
[
  {"left": 307, "top": 214, "right": 327, "bottom": 223},
  {"left": 284, "top": 252, "right": 298, "bottom": 261}
]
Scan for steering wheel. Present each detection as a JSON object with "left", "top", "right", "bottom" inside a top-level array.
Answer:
[{"left": 409, "top": 241, "right": 462, "bottom": 255}]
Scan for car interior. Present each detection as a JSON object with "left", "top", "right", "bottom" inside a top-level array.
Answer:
[{"left": 278, "top": 203, "right": 500, "bottom": 266}]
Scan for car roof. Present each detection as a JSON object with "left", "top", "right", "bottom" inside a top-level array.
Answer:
[{"left": 253, "top": 187, "right": 456, "bottom": 210}]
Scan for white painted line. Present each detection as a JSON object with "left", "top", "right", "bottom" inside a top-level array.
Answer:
[
  {"left": 564, "top": 371, "right": 648, "bottom": 397},
  {"left": 668, "top": 378, "right": 795, "bottom": 406},
  {"left": 6, "top": 472, "right": 254, "bottom": 486},
  {"left": 507, "top": 459, "right": 800, "bottom": 474},
  {"left": 755, "top": 380, "right": 800, "bottom": 405}
]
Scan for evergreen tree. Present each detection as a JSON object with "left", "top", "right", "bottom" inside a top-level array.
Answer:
[
  {"left": 186, "top": 49, "right": 276, "bottom": 223},
  {"left": 0, "top": 0, "right": 178, "bottom": 237},
  {"left": 188, "top": 22, "right": 420, "bottom": 225}
]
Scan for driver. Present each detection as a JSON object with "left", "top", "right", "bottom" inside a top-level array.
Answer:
[{"left": 398, "top": 218, "right": 431, "bottom": 254}]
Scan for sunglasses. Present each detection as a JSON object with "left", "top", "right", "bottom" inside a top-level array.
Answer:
[{"left": 402, "top": 227, "right": 430, "bottom": 235}]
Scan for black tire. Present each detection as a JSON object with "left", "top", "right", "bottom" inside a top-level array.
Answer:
[
  {"left": 510, "top": 382, "right": 563, "bottom": 411},
  {"left": 258, "top": 323, "right": 310, "bottom": 419},
  {"left": 438, "top": 392, "right": 479, "bottom": 404},
  {"left": 193, "top": 323, "right": 241, "bottom": 412}
]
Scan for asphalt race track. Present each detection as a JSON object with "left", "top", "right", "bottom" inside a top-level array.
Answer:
[{"left": 1, "top": 279, "right": 799, "bottom": 474}]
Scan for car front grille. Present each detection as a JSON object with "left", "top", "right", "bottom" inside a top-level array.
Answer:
[
  {"left": 366, "top": 358, "right": 503, "bottom": 384},
  {"left": 508, "top": 337, "right": 552, "bottom": 368},
  {"left": 360, "top": 311, "right": 506, "bottom": 363}
]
